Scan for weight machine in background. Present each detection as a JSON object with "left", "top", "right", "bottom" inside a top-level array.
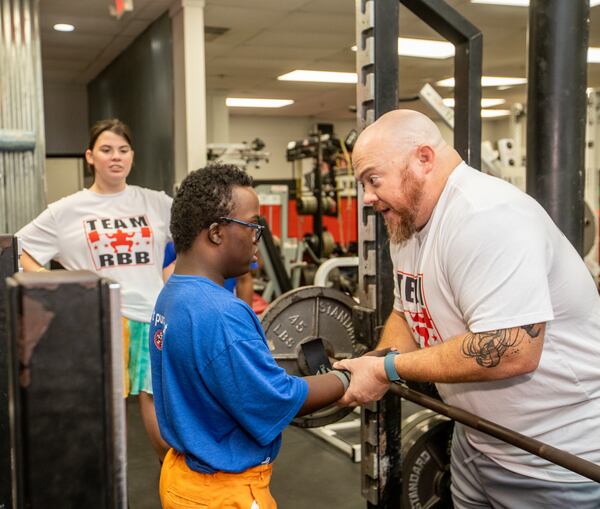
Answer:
[
  {"left": 287, "top": 127, "right": 341, "bottom": 261},
  {"left": 286, "top": 125, "right": 357, "bottom": 258},
  {"left": 206, "top": 138, "right": 270, "bottom": 172},
  {"left": 254, "top": 132, "right": 359, "bottom": 302}
]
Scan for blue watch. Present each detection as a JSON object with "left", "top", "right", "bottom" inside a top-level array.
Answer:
[{"left": 384, "top": 351, "right": 401, "bottom": 382}]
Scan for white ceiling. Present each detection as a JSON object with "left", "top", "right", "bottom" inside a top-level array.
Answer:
[{"left": 40, "top": 0, "right": 600, "bottom": 120}]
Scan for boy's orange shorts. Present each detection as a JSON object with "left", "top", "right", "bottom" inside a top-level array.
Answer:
[{"left": 160, "top": 448, "right": 277, "bottom": 509}]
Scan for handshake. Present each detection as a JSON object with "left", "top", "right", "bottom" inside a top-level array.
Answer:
[{"left": 302, "top": 338, "right": 399, "bottom": 408}]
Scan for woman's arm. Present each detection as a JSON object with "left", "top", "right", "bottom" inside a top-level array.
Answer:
[{"left": 20, "top": 250, "right": 46, "bottom": 272}]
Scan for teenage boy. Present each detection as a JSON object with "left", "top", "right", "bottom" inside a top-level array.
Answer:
[{"left": 150, "top": 164, "right": 349, "bottom": 508}]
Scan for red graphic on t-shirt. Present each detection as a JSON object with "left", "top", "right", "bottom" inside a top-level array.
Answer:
[
  {"left": 407, "top": 308, "right": 437, "bottom": 347},
  {"left": 106, "top": 229, "right": 135, "bottom": 253},
  {"left": 154, "top": 329, "right": 164, "bottom": 350},
  {"left": 83, "top": 215, "right": 155, "bottom": 270},
  {"left": 397, "top": 271, "right": 443, "bottom": 347}
]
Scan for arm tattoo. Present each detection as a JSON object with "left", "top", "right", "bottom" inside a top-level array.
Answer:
[
  {"left": 461, "top": 330, "right": 520, "bottom": 368},
  {"left": 461, "top": 323, "right": 543, "bottom": 368},
  {"left": 520, "top": 323, "right": 541, "bottom": 338}
]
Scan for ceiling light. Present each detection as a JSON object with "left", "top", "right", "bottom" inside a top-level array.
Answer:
[
  {"left": 352, "top": 37, "right": 454, "bottom": 59},
  {"left": 443, "top": 98, "right": 506, "bottom": 108},
  {"left": 481, "top": 109, "right": 511, "bottom": 118},
  {"left": 277, "top": 70, "right": 357, "bottom": 84},
  {"left": 436, "top": 76, "right": 527, "bottom": 87},
  {"left": 226, "top": 98, "right": 294, "bottom": 108},
  {"left": 398, "top": 37, "right": 454, "bottom": 59},
  {"left": 588, "top": 48, "right": 600, "bottom": 64},
  {"left": 472, "top": 0, "right": 600, "bottom": 5},
  {"left": 53, "top": 23, "right": 75, "bottom": 32}
]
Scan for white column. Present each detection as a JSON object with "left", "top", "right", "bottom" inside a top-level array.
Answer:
[{"left": 170, "top": 0, "right": 207, "bottom": 183}]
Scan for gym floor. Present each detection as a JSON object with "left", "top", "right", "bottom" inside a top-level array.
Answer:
[{"left": 127, "top": 397, "right": 364, "bottom": 509}]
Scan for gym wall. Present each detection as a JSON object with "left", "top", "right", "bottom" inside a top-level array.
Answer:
[
  {"left": 44, "top": 82, "right": 89, "bottom": 155},
  {"left": 87, "top": 13, "right": 174, "bottom": 195}
]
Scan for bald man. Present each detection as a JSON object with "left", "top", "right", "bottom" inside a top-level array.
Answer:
[{"left": 334, "top": 110, "right": 600, "bottom": 508}]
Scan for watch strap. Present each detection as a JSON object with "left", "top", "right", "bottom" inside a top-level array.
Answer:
[{"left": 384, "top": 351, "right": 401, "bottom": 382}]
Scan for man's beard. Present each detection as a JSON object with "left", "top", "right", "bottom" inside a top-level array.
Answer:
[{"left": 382, "top": 170, "right": 423, "bottom": 245}]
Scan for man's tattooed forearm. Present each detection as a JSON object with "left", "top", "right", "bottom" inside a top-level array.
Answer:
[
  {"left": 461, "top": 329, "right": 521, "bottom": 368},
  {"left": 520, "top": 324, "right": 541, "bottom": 339}
]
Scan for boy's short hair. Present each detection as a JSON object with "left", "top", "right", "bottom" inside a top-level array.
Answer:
[{"left": 171, "top": 163, "right": 253, "bottom": 253}]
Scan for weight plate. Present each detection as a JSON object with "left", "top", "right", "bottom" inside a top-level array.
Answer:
[
  {"left": 322, "top": 230, "right": 335, "bottom": 257},
  {"left": 261, "top": 286, "right": 365, "bottom": 428},
  {"left": 297, "top": 196, "right": 317, "bottom": 215},
  {"left": 401, "top": 409, "right": 454, "bottom": 509}
]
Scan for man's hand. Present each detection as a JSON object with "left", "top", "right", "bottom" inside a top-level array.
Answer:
[{"left": 333, "top": 356, "right": 390, "bottom": 406}]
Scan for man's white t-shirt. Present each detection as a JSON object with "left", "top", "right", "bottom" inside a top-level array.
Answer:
[
  {"left": 391, "top": 162, "right": 600, "bottom": 482},
  {"left": 17, "top": 185, "right": 172, "bottom": 323}
]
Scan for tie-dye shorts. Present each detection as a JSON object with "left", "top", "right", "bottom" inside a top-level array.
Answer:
[{"left": 122, "top": 317, "right": 153, "bottom": 396}]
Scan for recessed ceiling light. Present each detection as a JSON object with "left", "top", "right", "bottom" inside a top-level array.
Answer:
[
  {"left": 588, "top": 48, "right": 600, "bottom": 64},
  {"left": 436, "top": 76, "right": 527, "bottom": 87},
  {"left": 443, "top": 98, "right": 506, "bottom": 108},
  {"left": 225, "top": 98, "right": 294, "bottom": 108},
  {"left": 53, "top": 23, "right": 75, "bottom": 32},
  {"left": 277, "top": 70, "right": 357, "bottom": 84},
  {"left": 481, "top": 109, "right": 511, "bottom": 118},
  {"left": 352, "top": 37, "right": 454, "bottom": 59},
  {"left": 472, "top": 0, "right": 600, "bottom": 6}
]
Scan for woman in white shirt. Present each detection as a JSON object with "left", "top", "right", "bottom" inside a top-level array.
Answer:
[{"left": 18, "top": 118, "right": 171, "bottom": 459}]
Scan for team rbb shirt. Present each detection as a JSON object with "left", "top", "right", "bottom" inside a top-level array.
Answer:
[
  {"left": 391, "top": 162, "right": 600, "bottom": 482},
  {"left": 17, "top": 185, "right": 172, "bottom": 322},
  {"left": 84, "top": 215, "right": 155, "bottom": 269}
]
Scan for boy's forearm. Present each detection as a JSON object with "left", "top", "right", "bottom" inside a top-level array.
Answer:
[{"left": 297, "top": 372, "right": 347, "bottom": 416}]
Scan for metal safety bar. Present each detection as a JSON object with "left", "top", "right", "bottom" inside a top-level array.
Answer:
[
  {"left": 390, "top": 383, "right": 600, "bottom": 484},
  {"left": 401, "top": 0, "right": 482, "bottom": 168},
  {"left": 355, "top": 0, "right": 483, "bottom": 505},
  {"left": 526, "top": 0, "right": 589, "bottom": 255}
]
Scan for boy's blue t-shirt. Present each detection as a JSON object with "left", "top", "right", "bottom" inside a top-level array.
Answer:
[
  {"left": 149, "top": 274, "right": 308, "bottom": 474},
  {"left": 162, "top": 242, "right": 257, "bottom": 293}
]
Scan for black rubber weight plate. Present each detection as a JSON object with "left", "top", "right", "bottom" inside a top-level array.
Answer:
[{"left": 401, "top": 409, "right": 454, "bottom": 509}]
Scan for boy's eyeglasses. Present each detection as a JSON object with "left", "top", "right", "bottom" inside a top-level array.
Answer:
[{"left": 219, "top": 217, "right": 265, "bottom": 242}]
